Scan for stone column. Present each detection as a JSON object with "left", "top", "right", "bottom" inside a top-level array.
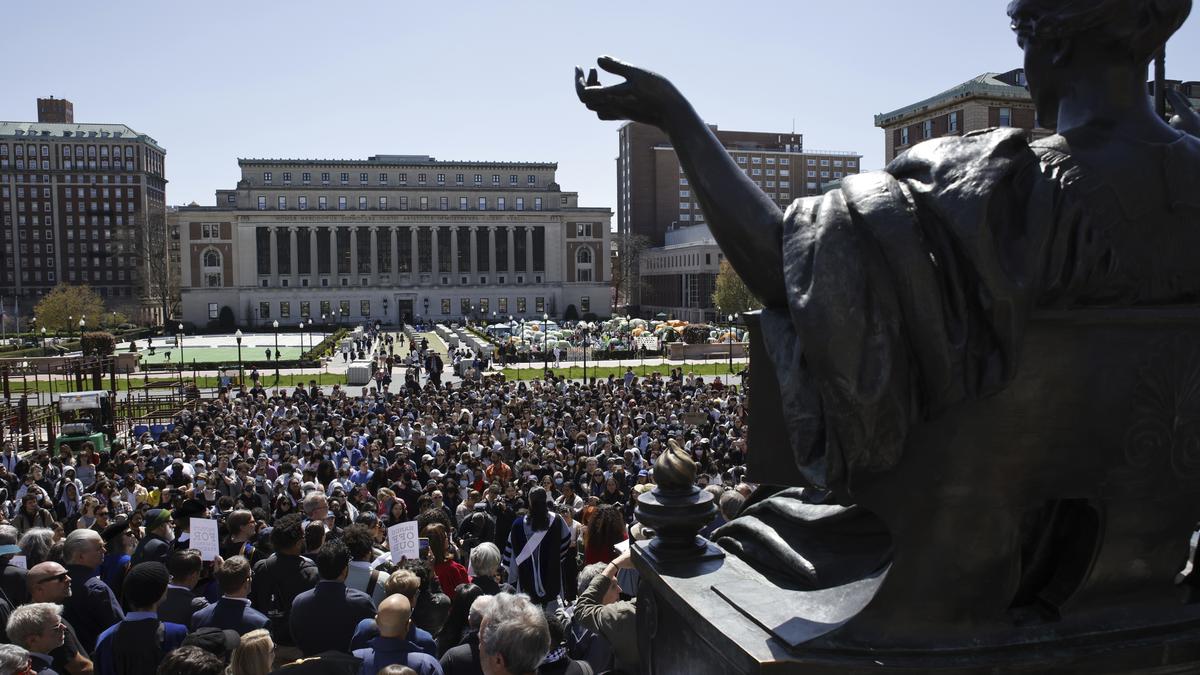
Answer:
[
  {"left": 288, "top": 227, "right": 299, "bottom": 281},
  {"left": 450, "top": 226, "right": 459, "bottom": 277},
  {"left": 349, "top": 227, "right": 359, "bottom": 278},
  {"left": 525, "top": 226, "right": 534, "bottom": 274},
  {"left": 369, "top": 227, "right": 379, "bottom": 280},
  {"left": 391, "top": 226, "right": 400, "bottom": 277},
  {"left": 329, "top": 226, "right": 338, "bottom": 279},
  {"left": 469, "top": 226, "right": 479, "bottom": 279},
  {"left": 488, "top": 227, "right": 497, "bottom": 279},
  {"left": 309, "top": 227, "right": 318, "bottom": 280},
  {"left": 431, "top": 226, "right": 439, "bottom": 276},
  {"left": 268, "top": 227, "right": 279, "bottom": 280},
  {"left": 506, "top": 226, "right": 516, "bottom": 274},
  {"left": 410, "top": 227, "right": 419, "bottom": 281}
]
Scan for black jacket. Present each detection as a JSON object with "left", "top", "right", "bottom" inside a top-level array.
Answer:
[
  {"left": 289, "top": 581, "right": 375, "bottom": 656},
  {"left": 156, "top": 586, "right": 209, "bottom": 629},
  {"left": 130, "top": 533, "right": 172, "bottom": 567},
  {"left": 250, "top": 553, "right": 319, "bottom": 646},
  {"left": 439, "top": 632, "right": 482, "bottom": 675}
]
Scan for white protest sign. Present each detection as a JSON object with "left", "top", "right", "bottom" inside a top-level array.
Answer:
[
  {"left": 388, "top": 521, "right": 419, "bottom": 563},
  {"left": 190, "top": 517, "right": 220, "bottom": 561},
  {"left": 8, "top": 555, "right": 26, "bottom": 570}
]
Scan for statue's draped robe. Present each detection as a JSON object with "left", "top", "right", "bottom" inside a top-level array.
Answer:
[{"left": 717, "top": 127, "right": 1200, "bottom": 588}]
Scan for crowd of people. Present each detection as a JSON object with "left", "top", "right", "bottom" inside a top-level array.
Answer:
[{"left": 0, "top": 324, "right": 751, "bottom": 675}]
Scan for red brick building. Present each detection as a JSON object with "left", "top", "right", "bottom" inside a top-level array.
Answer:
[{"left": 0, "top": 98, "right": 168, "bottom": 321}]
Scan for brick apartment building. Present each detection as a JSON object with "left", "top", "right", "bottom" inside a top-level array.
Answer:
[
  {"left": 0, "top": 98, "right": 168, "bottom": 322},
  {"left": 875, "top": 69, "right": 1200, "bottom": 164},
  {"left": 616, "top": 122, "right": 860, "bottom": 246},
  {"left": 618, "top": 121, "right": 861, "bottom": 320}
]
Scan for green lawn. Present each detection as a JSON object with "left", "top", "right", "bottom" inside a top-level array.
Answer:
[
  {"left": 135, "top": 346, "right": 307, "bottom": 365},
  {"left": 500, "top": 362, "right": 742, "bottom": 380},
  {"left": 8, "top": 371, "right": 347, "bottom": 393}
]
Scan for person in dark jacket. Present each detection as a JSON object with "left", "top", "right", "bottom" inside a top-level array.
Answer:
[
  {"left": 191, "top": 555, "right": 269, "bottom": 635},
  {"left": 129, "top": 509, "right": 173, "bottom": 567},
  {"left": 439, "top": 595, "right": 493, "bottom": 675},
  {"left": 250, "top": 513, "right": 319, "bottom": 652},
  {"left": 6, "top": 602, "right": 65, "bottom": 675},
  {"left": 348, "top": 570, "right": 436, "bottom": 656},
  {"left": 93, "top": 563, "right": 188, "bottom": 675},
  {"left": 351, "top": 594, "right": 442, "bottom": 675},
  {"left": 159, "top": 550, "right": 209, "bottom": 628},
  {"left": 0, "top": 526, "right": 30, "bottom": 607},
  {"left": 288, "top": 538, "right": 375, "bottom": 656},
  {"left": 61, "top": 529, "right": 123, "bottom": 652},
  {"left": 502, "top": 488, "right": 571, "bottom": 606},
  {"left": 26, "top": 562, "right": 93, "bottom": 675},
  {"left": 537, "top": 609, "right": 593, "bottom": 675}
]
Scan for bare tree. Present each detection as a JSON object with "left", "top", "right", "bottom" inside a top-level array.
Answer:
[{"left": 612, "top": 231, "right": 650, "bottom": 312}]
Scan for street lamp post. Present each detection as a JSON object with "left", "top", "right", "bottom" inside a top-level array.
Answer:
[
  {"left": 40, "top": 327, "right": 47, "bottom": 357},
  {"left": 728, "top": 314, "right": 735, "bottom": 374},
  {"left": 272, "top": 320, "right": 280, "bottom": 385},
  {"left": 543, "top": 313, "right": 549, "bottom": 373},
  {"left": 582, "top": 327, "right": 588, "bottom": 384},
  {"left": 235, "top": 329, "right": 243, "bottom": 385},
  {"left": 177, "top": 323, "right": 184, "bottom": 382}
]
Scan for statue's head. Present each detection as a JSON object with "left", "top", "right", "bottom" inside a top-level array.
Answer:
[{"left": 1007, "top": 0, "right": 1191, "bottom": 128}]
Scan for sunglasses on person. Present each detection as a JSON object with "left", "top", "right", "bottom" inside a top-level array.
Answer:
[{"left": 36, "top": 572, "right": 70, "bottom": 584}]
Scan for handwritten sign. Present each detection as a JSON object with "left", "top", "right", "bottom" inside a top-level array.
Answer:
[
  {"left": 190, "top": 517, "right": 220, "bottom": 561},
  {"left": 388, "top": 521, "right": 419, "bottom": 563}
]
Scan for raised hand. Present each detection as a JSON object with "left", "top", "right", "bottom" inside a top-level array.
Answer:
[
  {"left": 1167, "top": 89, "right": 1200, "bottom": 137},
  {"left": 574, "top": 56, "right": 685, "bottom": 129}
]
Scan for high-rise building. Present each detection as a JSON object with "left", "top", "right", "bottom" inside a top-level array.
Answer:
[
  {"left": 616, "top": 122, "right": 861, "bottom": 247},
  {"left": 177, "top": 155, "right": 611, "bottom": 326},
  {"left": 0, "top": 98, "right": 168, "bottom": 320}
]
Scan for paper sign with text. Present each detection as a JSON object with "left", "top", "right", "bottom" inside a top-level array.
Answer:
[
  {"left": 8, "top": 555, "right": 26, "bottom": 570},
  {"left": 388, "top": 521, "right": 419, "bottom": 563},
  {"left": 190, "top": 518, "right": 220, "bottom": 561}
]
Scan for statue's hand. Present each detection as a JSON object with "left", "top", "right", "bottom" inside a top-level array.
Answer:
[
  {"left": 575, "top": 56, "right": 684, "bottom": 129},
  {"left": 1167, "top": 89, "right": 1200, "bottom": 137}
]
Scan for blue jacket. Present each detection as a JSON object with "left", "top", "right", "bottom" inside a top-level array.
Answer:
[
  {"left": 350, "top": 617, "right": 436, "bottom": 656},
  {"left": 190, "top": 596, "right": 270, "bottom": 635},
  {"left": 352, "top": 636, "right": 443, "bottom": 675},
  {"left": 62, "top": 564, "right": 123, "bottom": 652},
  {"left": 93, "top": 613, "right": 187, "bottom": 675},
  {"left": 290, "top": 580, "right": 376, "bottom": 656}
]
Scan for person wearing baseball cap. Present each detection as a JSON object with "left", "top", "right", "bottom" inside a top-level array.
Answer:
[{"left": 130, "top": 509, "right": 174, "bottom": 567}]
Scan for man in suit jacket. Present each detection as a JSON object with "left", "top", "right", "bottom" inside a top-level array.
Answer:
[
  {"left": 61, "top": 529, "right": 123, "bottom": 652},
  {"left": 191, "top": 555, "right": 269, "bottom": 635},
  {"left": 289, "top": 538, "right": 375, "bottom": 656},
  {"left": 159, "top": 550, "right": 210, "bottom": 628}
]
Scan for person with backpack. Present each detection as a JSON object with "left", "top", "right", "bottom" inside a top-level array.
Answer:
[
  {"left": 502, "top": 487, "right": 572, "bottom": 607},
  {"left": 457, "top": 501, "right": 495, "bottom": 567},
  {"left": 248, "top": 514, "right": 318, "bottom": 659}
]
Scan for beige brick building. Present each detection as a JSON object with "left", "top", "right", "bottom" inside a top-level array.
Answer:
[{"left": 178, "top": 155, "right": 611, "bottom": 327}]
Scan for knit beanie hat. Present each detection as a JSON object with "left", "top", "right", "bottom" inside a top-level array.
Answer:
[{"left": 124, "top": 562, "right": 170, "bottom": 609}]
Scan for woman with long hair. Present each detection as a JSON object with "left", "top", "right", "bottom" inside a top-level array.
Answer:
[
  {"left": 503, "top": 486, "right": 572, "bottom": 606},
  {"left": 436, "top": 583, "right": 485, "bottom": 657},
  {"left": 583, "top": 504, "right": 627, "bottom": 565},
  {"left": 230, "top": 628, "right": 274, "bottom": 675},
  {"left": 423, "top": 522, "right": 468, "bottom": 600}
]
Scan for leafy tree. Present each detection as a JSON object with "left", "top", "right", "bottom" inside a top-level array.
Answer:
[
  {"left": 612, "top": 232, "right": 650, "bottom": 310},
  {"left": 563, "top": 304, "right": 580, "bottom": 321},
  {"left": 712, "top": 260, "right": 763, "bottom": 317},
  {"left": 682, "top": 324, "right": 713, "bottom": 345},
  {"left": 34, "top": 284, "right": 107, "bottom": 332}
]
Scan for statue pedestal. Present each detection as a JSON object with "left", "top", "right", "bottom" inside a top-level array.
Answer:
[{"left": 633, "top": 540, "right": 1200, "bottom": 673}]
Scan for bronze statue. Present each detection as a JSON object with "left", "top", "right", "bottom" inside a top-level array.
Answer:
[{"left": 578, "top": 0, "right": 1200, "bottom": 671}]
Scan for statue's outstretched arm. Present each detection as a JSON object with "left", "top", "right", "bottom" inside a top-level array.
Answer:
[{"left": 576, "top": 57, "right": 787, "bottom": 307}]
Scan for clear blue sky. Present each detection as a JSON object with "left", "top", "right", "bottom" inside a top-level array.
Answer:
[{"left": 3, "top": 0, "right": 1198, "bottom": 213}]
